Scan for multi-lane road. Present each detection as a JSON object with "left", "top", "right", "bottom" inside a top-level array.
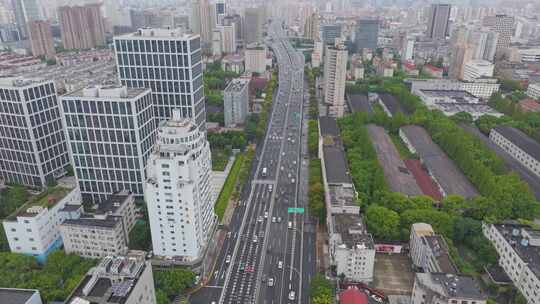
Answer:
[{"left": 190, "top": 21, "right": 316, "bottom": 304}]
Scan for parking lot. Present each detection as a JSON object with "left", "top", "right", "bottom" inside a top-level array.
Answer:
[{"left": 373, "top": 254, "right": 414, "bottom": 296}]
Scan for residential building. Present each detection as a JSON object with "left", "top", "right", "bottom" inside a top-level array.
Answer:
[
  {"left": 243, "top": 7, "right": 264, "bottom": 44},
  {"left": 60, "top": 85, "right": 156, "bottom": 202},
  {"left": 312, "top": 40, "right": 323, "bottom": 68},
  {"left": 211, "top": 29, "right": 222, "bottom": 56},
  {"left": 0, "top": 78, "right": 70, "bottom": 187},
  {"left": 354, "top": 19, "right": 378, "bottom": 51},
  {"left": 490, "top": 125, "right": 540, "bottom": 178},
  {"left": 60, "top": 192, "right": 136, "bottom": 258},
  {"left": 145, "top": 109, "right": 216, "bottom": 261},
  {"left": 426, "top": 4, "right": 451, "bottom": 40},
  {"left": 245, "top": 43, "right": 266, "bottom": 74},
  {"left": 321, "top": 24, "right": 341, "bottom": 45},
  {"left": 483, "top": 222, "right": 540, "bottom": 304},
  {"left": 66, "top": 251, "right": 157, "bottom": 304},
  {"left": 449, "top": 43, "right": 473, "bottom": 80},
  {"left": 492, "top": 15, "right": 514, "bottom": 57},
  {"left": 323, "top": 44, "right": 348, "bottom": 117},
  {"left": 527, "top": 83, "right": 540, "bottom": 99},
  {"left": 58, "top": 4, "right": 106, "bottom": 50},
  {"left": 0, "top": 288, "right": 42, "bottom": 304},
  {"left": 2, "top": 180, "right": 82, "bottom": 262},
  {"left": 27, "top": 20, "right": 55, "bottom": 60},
  {"left": 114, "top": 28, "right": 206, "bottom": 129},
  {"left": 519, "top": 48, "right": 540, "bottom": 63},
  {"left": 304, "top": 12, "right": 319, "bottom": 41},
  {"left": 462, "top": 60, "right": 494, "bottom": 82},
  {"left": 219, "top": 24, "right": 236, "bottom": 54},
  {"left": 401, "top": 37, "right": 415, "bottom": 61},
  {"left": 411, "top": 273, "right": 486, "bottom": 304},
  {"left": 409, "top": 223, "right": 457, "bottom": 274},
  {"left": 468, "top": 28, "right": 498, "bottom": 62},
  {"left": 191, "top": 0, "right": 212, "bottom": 44},
  {"left": 319, "top": 117, "right": 374, "bottom": 282},
  {"left": 224, "top": 78, "right": 249, "bottom": 127},
  {"left": 12, "top": 0, "right": 43, "bottom": 38}
]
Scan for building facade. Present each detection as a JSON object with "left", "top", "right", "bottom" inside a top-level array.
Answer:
[
  {"left": 245, "top": 43, "right": 266, "bottom": 74},
  {"left": 224, "top": 78, "right": 249, "bottom": 127},
  {"left": 28, "top": 20, "right": 55, "bottom": 60},
  {"left": 462, "top": 59, "right": 494, "bottom": 81},
  {"left": 492, "top": 14, "right": 514, "bottom": 56},
  {"left": 321, "top": 24, "right": 341, "bottom": 45},
  {"left": 66, "top": 251, "right": 157, "bottom": 304},
  {"left": 490, "top": 126, "right": 540, "bottom": 178},
  {"left": 426, "top": 4, "right": 451, "bottom": 40},
  {"left": 219, "top": 24, "right": 236, "bottom": 54},
  {"left": 145, "top": 110, "right": 216, "bottom": 261},
  {"left": 527, "top": 83, "right": 540, "bottom": 99},
  {"left": 243, "top": 7, "right": 264, "bottom": 44},
  {"left": 410, "top": 223, "right": 457, "bottom": 274},
  {"left": 58, "top": 4, "right": 106, "bottom": 50},
  {"left": 60, "top": 86, "right": 156, "bottom": 202},
  {"left": 324, "top": 44, "right": 348, "bottom": 117},
  {"left": 354, "top": 19, "right": 379, "bottom": 51},
  {"left": 304, "top": 12, "right": 320, "bottom": 41},
  {"left": 3, "top": 182, "right": 82, "bottom": 262},
  {"left": 12, "top": 0, "right": 43, "bottom": 38},
  {"left": 0, "top": 288, "right": 42, "bottom": 304},
  {"left": 0, "top": 78, "right": 70, "bottom": 187},
  {"left": 114, "top": 28, "right": 206, "bottom": 129}
]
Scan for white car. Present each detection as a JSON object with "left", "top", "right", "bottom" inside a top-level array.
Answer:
[
  {"left": 272, "top": 217, "right": 277, "bottom": 223},
  {"left": 278, "top": 261, "right": 283, "bottom": 269},
  {"left": 268, "top": 278, "right": 274, "bottom": 287},
  {"left": 264, "top": 211, "right": 269, "bottom": 218},
  {"left": 258, "top": 216, "right": 263, "bottom": 223},
  {"left": 288, "top": 291, "right": 296, "bottom": 300},
  {"left": 225, "top": 255, "right": 231, "bottom": 264}
]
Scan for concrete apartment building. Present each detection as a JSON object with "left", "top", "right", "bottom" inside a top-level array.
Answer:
[
  {"left": 483, "top": 222, "right": 540, "bottom": 304},
  {"left": 0, "top": 288, "right": 42, "bottom": 304},
  {"left": 410, "top": 223, "right": 457, "bottom": 274},
  {"left": 58, "top": 4, "right": 106, "bottom": 50},
  {"left": 0, "top": 78, "right": 70, "bottom": 187},
  {"left": 304, "top": 12, "right": 320, "bottom": 41},
  {"left": 28, "top": 20, "right": 55, "bottom": 60},
  {"left": 354, "top": 19, "right": 379, "bottom": 51},
  {"left": 411, "top": 273, "right": 486, "bottom": 304},
  {"left": 406, "top": 78, "right": 500, "bottom": 99},
  {"left": 462, "top": 60, "right": 494, "bottom": 82},
  {"left": 114, "top": 28, "right": 205, "bottom": 128},
  {"left": 218, "top": 24, "right": 236, "bottom": 54},
  {"left": 319, "top": 117, "right": 375, "bottom": 282},
  {"left": 2, "top": 180, "right": 82, "bottom": 262},
  {"left": 243, "top": 7, "right": 264, "bottom": 44},
  {"left": 60, "top": 192, "right": 136, "bottom": 259},
  {"left": 491, "top": 15, "right": 514, "bottom": 56},
  {"left": 245, "top": 43, "right": 267, "bottom": 74},
  {"left": 324, "top": 44, "right": 348, "bottom": 117},
  {"left": 224, "top": 78, "right": 249, "bottom": 127},
  {"left": 66, "top": 251, "right": 157, "bottom": 304},
  {"left": 60, "top": 85, "right": 156, "bottom": 202},
  {"left": 490, "top": 125, "right": 540, "bottom": 178},
  {"left": 527, "top": 83, "right": 540, "bottom": 99},
  {"left": 145, "top": 110, "right": 216, "bottom": 261}
]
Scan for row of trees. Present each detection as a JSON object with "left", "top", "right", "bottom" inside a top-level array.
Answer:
[
  {"left": 154, "top": 268, "right": 196, "bottom": 304},
  {"left": 255, "top": 71, "right": 278, "bottom": 139},
  {"left": 309, "top": 159, "right": 325, "bottom": 223},
  {"left": 207, "top": 131, "right": 248, "bottom": 151},
  {"left": 309, "top": 274, "right": 333, "bottom": 304}
]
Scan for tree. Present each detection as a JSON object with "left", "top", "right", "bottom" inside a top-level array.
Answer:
[
  {"left": 309, "top": 274, "right": 333, "bottom": 300},
  {"left": 451, "top": 112, "right": 473, "bottom": 124},
  {"left": 154, "top": 268, "right": 196, "bottom": 299},
  {"left": 156, "top": 289, "right": 170, "bottom": 304},
  {"left": 400, "top": 208, "right": 455, "bottom": 237},
  {"left": 365, "top": 205, "right": 400, "bottom": 240}
]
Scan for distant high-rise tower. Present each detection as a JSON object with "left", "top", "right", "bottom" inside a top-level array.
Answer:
[
  {"left": 243, "top": 7, "right": 264, "bottom": 44},
  {"left": 61, "top": 85, "right": 157, "bottom": 202},
  {"left": 324, "top": 43, "right": 348, "bottom": 118},
  {"left": 224, "top": 78, "right": 249, "bottom": 127},
  {"left": 426, "top": 4, "right": 451, "bottom": 40},
  {"left": 355, "top": 19, "right": 379, "bottom": 51},
  {"left": 491, "top": 14, "right": 514, "bottom": 57},
  {"left": 0, "top": 78, "right": 70, "bottom": 187},
  {"left": 28, "top": 20, "right": 55, "bottom": 59},
  {"left": 219, "top": 24, "right": 236, "bottom": 54},
  {"left": 321, "top": 24, "right": 341, "bottom": 45},
  {"left": 304, "top": 12, "right": 320, "bottom": 41},
  {"left": 114, "top": 28, "right": 206, "bottom": 129},
  {"left": 191, "top": 0, "right": 212, "bottom": 44},
  {"left": 145, "top": 110, "right": 215, "bottom": 260},
  {"left": 58, "top": 4, "right": 106, "bottom": 50},
  {"left": 11, "top": 0, "right": 43, "bottom": 38}
]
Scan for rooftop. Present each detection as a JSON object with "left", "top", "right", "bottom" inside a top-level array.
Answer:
[
  {"left": 493, "top": 125, "right": 540, "bottom": 161},
  {"left": 95, "top": 191, "right": 132, "bottom": 216},
  {"left": 0, "top": 288, "right": 40, "bottom": 304},
  {"left": 7, "top": 186, "right": 75, "bottom": 219},
  {"left": 0, "top": 77, "right": 47, "bottom": 88},
  {"left": 339, "top": 286, "right": 369, "bottom": 304},
  {"left": 117, "top": 27, "right": 197, "bottom": 40},
  {"left": 423, "top": 235, "right": 457, "bottom": 274},
  {"left": 67, "top": 251, "right": 148, "bottom": 304},
  {"left": 346, "top": 94, "right": 372, "bottom": 113},
  {"left": 419, "top": 89, "right": 478, "bottom": 102},
  {"left": 319, "top": 116, "right": 340, "bottom": 137},
  {"left": 65, "top": 85, "right": 150, "bottom": 100},
  {"left": 62, "top": 215, "right": 124, "bottom": 229},
  {"left": 493, "top": 223, "right": 540, "bottom": 277},
  {"left": 323, "top": 146, "right": 353, "bottom": 185},
  {"left": 518, "top": 98, "right": 540, "bottom": 113},
  {"left": 328, "top": 184, "right": 357, "bottom": 211},
  {"left": 416, "top": 273, "right": 486, "bottom": 300},
  {"left": 224, "top": 78, "right": 250, "bottom": 92},
  {"left": 378, "top": 92, "right": 410, "bottom": 115},
  {"left": 332, "top": 214, "right": 375, "bottom": 250}
]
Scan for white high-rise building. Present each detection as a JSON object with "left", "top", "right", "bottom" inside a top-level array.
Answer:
[
  {"left": 145, "top": 110, "right": 216, "bottom": 261},
  {"left": 401, "top": 37, "right": 415, "bottom": 61},
  {"left": 219, "top": 24, "right": 236, "bottom": 54},
  {"left": 114, "top": 28, "right": 206, "bottom": 129},
  {"left": 462, "top": 60, "right": 494, "bottom": 81},
  {"left": 61, "top": 85, "right": 156, "bottom": 202},
  {"left": 224, "top": 78, "right": 249, "bottom": 127},
  {"left": 211, "top": 29, "right": 222, "bottom": 56},
  {"left": 324, "top": 43, "right": 348, "bottom": 117},
  {"left": 468, "top": 29, "right": 498, "bottom": 62},
  {"left": 191, "top": 0, "right": 212, "bottom": 44},
  {"left": 245, "top": 43, "right": 266, "bottom": 74}
]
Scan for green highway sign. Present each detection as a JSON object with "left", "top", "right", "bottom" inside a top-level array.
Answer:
[{"left": 287, "top": 207, "right": 304, "bottom": 214}]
